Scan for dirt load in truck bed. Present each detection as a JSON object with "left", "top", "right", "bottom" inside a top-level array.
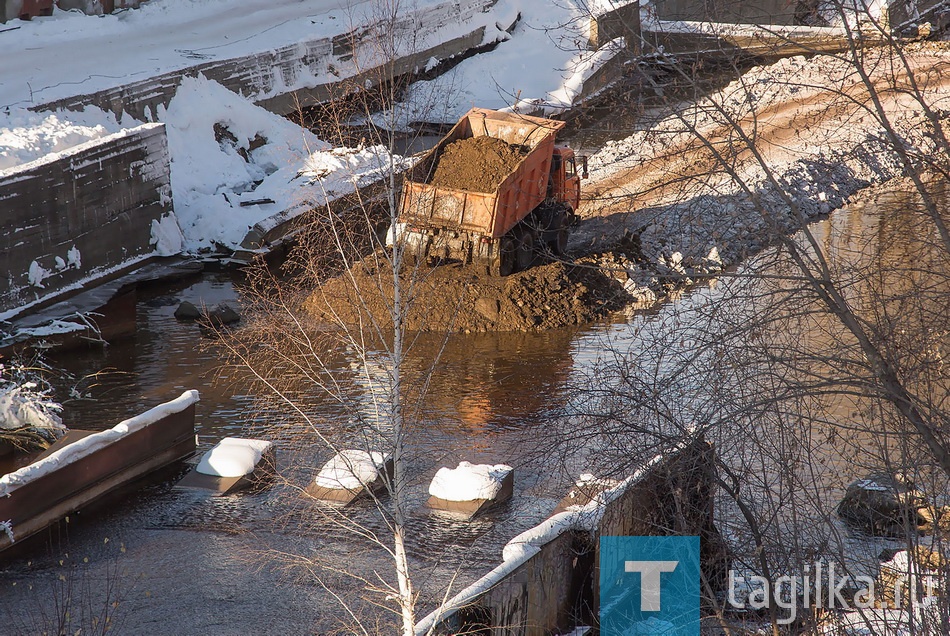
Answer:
[
  {"left": 428, "top": 136, "right": 527, "bottom": 192},
  {"left": 303, "top": 252, "right": 634, "bottom": 332}
]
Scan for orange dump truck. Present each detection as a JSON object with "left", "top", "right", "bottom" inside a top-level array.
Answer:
[{"left": 394, "top": 108, "right": 584, "bottom": 276}]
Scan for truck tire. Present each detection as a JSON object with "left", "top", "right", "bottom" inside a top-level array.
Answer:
[
  {"left": 546, "top": 207, "right": 569, "bottom": 257},
  {"left": 488, "top": 236, "right": 517, "bottom": 277},
  {"left": 551, "top": 226, "right": 569, "bottom": 256},
  {"left": 514, "top": 227, "right": 535, "bottom": 272}
]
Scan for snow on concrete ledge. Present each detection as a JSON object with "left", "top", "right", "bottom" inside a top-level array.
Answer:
[
  {"left": 0, "top": 122, "right": 164, "bottom": 178},
  {"left": 0, "top": 390, "right": 200, "bottom": 499},
  {"left": 0, "top": 108, "right": 130, "bottom": 172},
  {"left": 196, "top": 437, "right": 272, "bottom": 478},
  {"left": 428, "top": 461, "right": 513, "bottom": 502},
  {"left": 314, "top": 449, "right": 390, "bottom": 490}
]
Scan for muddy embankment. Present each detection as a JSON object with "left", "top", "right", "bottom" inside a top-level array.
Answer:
[
  {"left": 304, "top": 249, "right": 636, "bottom": 332},
  {"left": 305, "top": 44, "right": 950, "bottom": 332}
]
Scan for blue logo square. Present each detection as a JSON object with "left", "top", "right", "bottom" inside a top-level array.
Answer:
[{"left": 600, "top": 536, "right": 700, "bottom": 635}]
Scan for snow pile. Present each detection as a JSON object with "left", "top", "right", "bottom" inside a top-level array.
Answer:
[
  {"left": 0, "top": 109, "right": 125, "bottom": 171},
  {"left": 143, "top": 75, "right": 410, "bottom": 252},
  {"left": 0, "top": 365, "right": 64, "bottom": 444},
  {"left": 195, "top": 437, "right": 272, "bottom": 478},
  {"left": 314, "top": 449, "right": 389, "bottom": 490},
  {"left": 428, "top": 461, "right": 513, "bottom": 502},
  {"left": 387, "top": 0, "right": 628, "bottom": 121},
  {"left": 244, "top": 142, "right": 411, "bottom": 232},
  {"left": 0, "top": 390, "right": 199, "bottom": 502},
  {"left": 154, "top": 75, "right": 324, "bottom": 251},
  {"left": 150, "top": 212, "right": 185, "bottom": 256}
]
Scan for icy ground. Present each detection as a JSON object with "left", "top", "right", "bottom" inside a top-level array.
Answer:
[{"left": 1, "top": 0, "right": 451, "bottom": 110}]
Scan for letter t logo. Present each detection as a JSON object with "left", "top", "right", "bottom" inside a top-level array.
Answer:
[{"left": 625, "top": 561, "right": 679, "bottom": 611}]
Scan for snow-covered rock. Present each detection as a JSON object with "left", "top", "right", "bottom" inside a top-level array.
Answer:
[
  {"left": 838, "top": 473, "right": 930, "bottom": 536},
  {"left": 428, "top": 461, "right": 513, "bottom": 502},
  {"left": 195, "top": 437, "right": 273, "bottom": 478}
]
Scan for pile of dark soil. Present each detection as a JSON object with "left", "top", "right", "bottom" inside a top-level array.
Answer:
[
  {"left": 429, "top": 136, "right": 527, "bottom": 192},
  {"left": 303, "top": 253, "right": 633, "bottom": 333}
]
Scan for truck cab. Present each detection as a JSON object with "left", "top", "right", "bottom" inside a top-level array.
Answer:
[{"left": 550, "top": 147, "right": 583, "bottom": 215}]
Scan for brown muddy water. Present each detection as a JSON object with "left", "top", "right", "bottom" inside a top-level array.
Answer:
[{"left": 0, "top": 190, "right": 941, "bottom": 633}]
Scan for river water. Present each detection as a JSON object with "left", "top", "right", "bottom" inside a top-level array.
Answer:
[
  {"left": 0, "top": 271, "right": 617, "bottom": 634},
  {"left": 1, "top": 183, "right": 944, "bottom": 632}
]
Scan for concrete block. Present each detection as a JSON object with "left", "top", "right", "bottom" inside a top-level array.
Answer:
[{"left": 0, "top": 123, "right": 173, "bottom": 313}]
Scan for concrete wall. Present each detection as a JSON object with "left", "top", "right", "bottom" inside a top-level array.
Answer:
[
  {"left": 425, "top": 438, "right": 718, "bottom": 634},
  {"left": 890, "top": 0, "right": 948, "bottom": 30},
  {"left": 589, "top": 1, "right": 642, "bottom": 50},
  {"left": 2, "top": 0, "right": 23, "bottom": 22},
  {"left": 35, "top": 0, "right": 501, "bottom": 121},
  {"left": 448, "top": 529, "right": 587, "bottom": 634},
  {"left": 651, "top": 0, "right": 800, "bottom": 25},
  {"left": 0, "top": 123, "right": 172, "bottom": 314}
]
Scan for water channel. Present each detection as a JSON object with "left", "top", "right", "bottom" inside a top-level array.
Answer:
[
  {"left": 2, "top": 189, "right": 933, "bottom": 634},
  {"left": 2, "top": 89, "right": 946, "bottom": 631}
]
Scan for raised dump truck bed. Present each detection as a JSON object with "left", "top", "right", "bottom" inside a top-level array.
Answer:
[{"left": 396, "top": 108, "right": 582, "bottom": 276}]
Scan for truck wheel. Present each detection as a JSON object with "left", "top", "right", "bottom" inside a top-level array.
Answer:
[
  {"left": 545, "top": 208, "right": 570, "bottom": 257},
  {"left": 489, "top": 237, "right": 516, "bottom": 277},
  {"left": 551, "top": 227, "right": 569, "bottom": 256},
  {"left": 515, "top": 229, "right": 535, "bottom": 272}
]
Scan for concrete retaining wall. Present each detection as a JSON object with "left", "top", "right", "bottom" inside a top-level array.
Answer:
[
  {"left": 2, "top": 0, "right": 22, "bottom": 22},
  {"left": 422, "top": 438, "right": 718, "bottom": 634},
  {"left": 651, "top": 0, "right": 799, "bottom": 25},
  {"left": 34, "top": 0, "right": 501, "bottom": 121},
  {"left": 0, "top": 123, "right": 172, "bottom": 315},
  {"left": 589, "top": 1, "right": 642, "bottom": 49}
]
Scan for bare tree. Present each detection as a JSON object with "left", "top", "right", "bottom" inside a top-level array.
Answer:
[
  {"left": 216, "top": 3, "right": 465, "bottom": 633},
  {"left": 563, "top": 3, "right": 950, "bottom": 633}
]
